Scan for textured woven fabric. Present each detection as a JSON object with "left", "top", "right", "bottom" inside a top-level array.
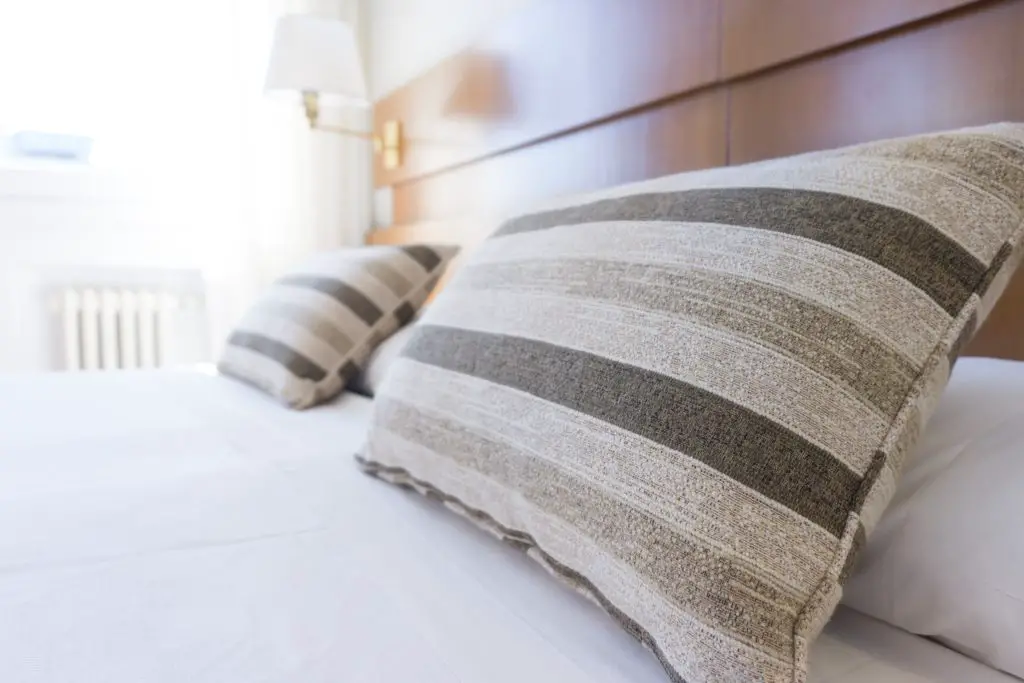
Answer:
[
  {"left": 356, "top": 124, "right": 1024, "bottom": 682},
  {"left": 219, "top": 244, "right": 457, "bottom": 408}
]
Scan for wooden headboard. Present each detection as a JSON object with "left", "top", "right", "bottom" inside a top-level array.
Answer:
[{"left": 367, "top": 0, "right": 1024, "bottom": 359}]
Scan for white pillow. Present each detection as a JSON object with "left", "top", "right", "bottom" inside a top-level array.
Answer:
[{"left": 843, "top": 357, "right": 1024, "bottom": 678}]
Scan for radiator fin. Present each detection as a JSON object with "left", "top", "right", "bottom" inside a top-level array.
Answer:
[{"left": 60, "top": 286, "right": 201, "bottom": 372}]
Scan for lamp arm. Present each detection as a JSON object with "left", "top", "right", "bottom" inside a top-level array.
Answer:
[
  {"left": 301, "top": 91, "right": 401, "bottom": 165},
  {"left": 302, "top": 91, "right": 382, "bottom": 148},
  {"left": 312, "top": 124, "right": 377, "bottom": 141}
]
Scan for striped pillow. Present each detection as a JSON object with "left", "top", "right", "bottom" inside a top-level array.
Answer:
[
  {"left": 357, "top": 124, "right": 1024, "bottom": 683},
  {"left": 219, "top": 244, "right": 457, "bottom": 408}
]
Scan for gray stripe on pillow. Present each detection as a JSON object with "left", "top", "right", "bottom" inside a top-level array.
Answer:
[
  {"left": 380, "top": 356, "right": 838, "bottom": 589},
  {"left": 227, "top": 331, "right": 327, "bottom": 381},
  {"left": 495, "top": 187, "right": 983, "bottom": 315},
  {"left": 456, "top": 258, "right": 916, "bottom": 416},
  {"left": 469, "top": 220, "right": 951, "bottom": 366},
  {"left": 421, "top": 287, "right": 888, "bottom": 471},
  {"left": 278, "top": 275, "right": 384, "bottom": 326},
  {"left": 401, "top": 244, "right": 442, "bottom": 271},
  {"left": 402, "top": 324, "right": 859, "bottom": 535}
]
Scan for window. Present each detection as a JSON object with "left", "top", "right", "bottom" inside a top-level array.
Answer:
[{"left": 0, "top": 1, "right": 243, "bottom": 169}]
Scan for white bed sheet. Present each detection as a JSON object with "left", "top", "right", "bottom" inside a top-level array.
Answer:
[{"left": 0, "top": 370, "right": 1014, "bottom": 683}]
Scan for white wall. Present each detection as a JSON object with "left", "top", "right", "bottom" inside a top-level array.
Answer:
[
  {"left": 0, "top": 167, "right": 241, "bottom": 373},
  {"left": 367, "top": 0, "right": 536, "bottom": 99}
]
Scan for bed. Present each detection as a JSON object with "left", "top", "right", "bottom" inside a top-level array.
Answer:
[
  {"left": 0, "top": 369, "right": 1018, "bottom": 683},
  {"left": 4, "top": 2, "right": 1024, "bottom": 682}
]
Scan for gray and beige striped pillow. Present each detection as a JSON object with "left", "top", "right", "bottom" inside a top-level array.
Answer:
[
  {"left": 358, "top": 124, "right": 1024, "bottom": 683},
  {"left": 219, "top": 244, "right": 457, "bottom": 408}
]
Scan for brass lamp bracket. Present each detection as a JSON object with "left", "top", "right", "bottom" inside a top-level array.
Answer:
[{"left": 302, "top": 91, "right": 403, "bottom": 170}]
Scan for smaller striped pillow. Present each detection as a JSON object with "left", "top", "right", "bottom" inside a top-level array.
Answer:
[{"left": 219, "top": 244, "right": 458, "bottom": 408}]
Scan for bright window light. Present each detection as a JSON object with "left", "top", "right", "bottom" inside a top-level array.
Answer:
[{"left": 0, "top": 0, "right": 242, "bottom": 170}]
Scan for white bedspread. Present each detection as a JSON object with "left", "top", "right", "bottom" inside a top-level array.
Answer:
[{"left": 0, "top": 370, "right": 1013, "bottom": 683}]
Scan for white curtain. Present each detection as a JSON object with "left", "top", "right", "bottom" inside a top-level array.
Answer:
[
  {"left": 210, "top": 0, "right": 374, "bottom": 347},
  {"left": 233, "top": 2, "right": 371, "bottom": 272},
  {"left": 0, "top": 0, "right": 373, "bottom": 354}
]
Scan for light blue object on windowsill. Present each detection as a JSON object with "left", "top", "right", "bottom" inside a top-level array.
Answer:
[{"left": 11, "top": 131, "right": 93, "bottom": 162}]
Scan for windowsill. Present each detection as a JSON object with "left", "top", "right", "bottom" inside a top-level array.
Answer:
[
  {"left": 0, "top": 161, "right": 156, "bottom": 202},
  {"left": 0, "top": 155, "right": 96, "bottom": 175}
]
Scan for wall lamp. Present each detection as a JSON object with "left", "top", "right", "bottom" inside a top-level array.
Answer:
[{"left": 265, "top": 15, "right": 403, "bottom": 170}]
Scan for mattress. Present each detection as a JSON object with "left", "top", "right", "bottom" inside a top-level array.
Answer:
[{"left": 0, "top": 369, "right": 1013, "bottom": 683}]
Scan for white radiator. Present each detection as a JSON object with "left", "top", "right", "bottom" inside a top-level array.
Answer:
[{"left": 45, "top": 268, "right": 209, "bottom": 372}]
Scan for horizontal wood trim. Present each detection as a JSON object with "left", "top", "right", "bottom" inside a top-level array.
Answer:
[
  {"left": 366, "top": 217, "right": 495, "bottom": 251},
  {"left": 728, "top": 0, "right": 1024, "bottom": 164},
  {"left": 374, "top": 0, "right": 719, "bottom": 188},
  {"left": 391, "top": 89, "right": 727, "bottom": 225},
  {"left": 720, "top": 0, "right": 981, "bottom": 78}
]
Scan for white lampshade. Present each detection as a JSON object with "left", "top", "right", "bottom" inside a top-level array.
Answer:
[{"left": 264, "top": 15, "right": 367, "bottom": 106}]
